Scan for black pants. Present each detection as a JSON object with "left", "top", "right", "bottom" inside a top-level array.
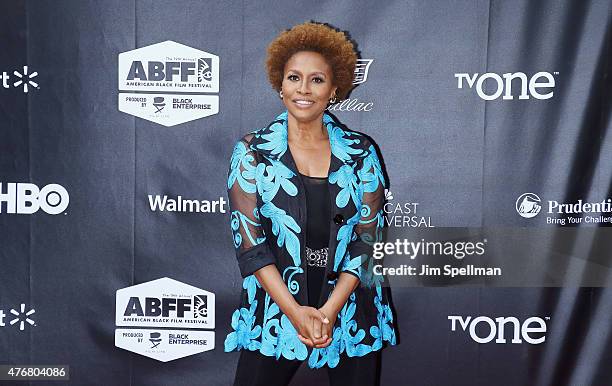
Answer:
[{"left": 233, "top": 349, "right": 381, "bottom": 386}]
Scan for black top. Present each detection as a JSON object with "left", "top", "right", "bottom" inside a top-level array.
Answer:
[{"left": 300, "top": 172, "right": 331, "bottom": 308}]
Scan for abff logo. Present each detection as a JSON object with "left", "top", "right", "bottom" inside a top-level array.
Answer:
[
  {"left": 118, "top": 41, "right": 219, "bottom": 93},
  {"left": 125, "top": 57, "right": 212, "bottom": 85},
  {"left": 118, "top": 41, "right": 219, "bottom": 126},
  {"left": 115, "top": 278, "right": 215, "bottom": 362},
  {"left": 115, "top": 277, "right": 215, "bottom": 328},
  {"left": 122, "top": 294, "right": 209, "bottom": 319},
  {"left": 516, "top": 193, "right": 542, "bottom": 218}
]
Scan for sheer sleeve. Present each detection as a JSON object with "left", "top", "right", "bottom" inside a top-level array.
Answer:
[
  {"left": 342, "top": 141, "right": 386, "bottom": 285},
  {"left": 227, "top": 135, "right": 276, "bottom": 278}
]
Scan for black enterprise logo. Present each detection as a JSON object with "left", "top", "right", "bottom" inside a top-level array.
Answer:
[
  {"left": 167, "top": 333, "right": 209, "bottom": 346},
  {"left": 171, "top": 98, "right": 211, "bottom": 110}
]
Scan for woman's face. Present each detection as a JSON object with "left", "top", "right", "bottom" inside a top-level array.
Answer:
[{"left": 281, "top": 50, "right": 337, "bottom": 125}]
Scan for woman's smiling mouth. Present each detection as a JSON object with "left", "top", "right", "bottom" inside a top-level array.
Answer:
[{"left": 293, "top": 99, "right": 315, "bottom": 107}]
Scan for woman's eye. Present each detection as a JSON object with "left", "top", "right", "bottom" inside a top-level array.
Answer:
[
  {"left": 288, "top": 74, "right": 299, "bottom": 81},
  {"left": 312, "top": 77, "right": 324, "bottom": 83}
]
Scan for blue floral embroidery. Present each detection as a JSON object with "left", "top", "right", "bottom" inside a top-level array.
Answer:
[
  {"left": 243, "top": 274, "right": 261, "bottom": 304},
  {"left": 341, "top": 253, "right": 364, "bottom": 278},
  {"left": 282, "top": 266, "right": 304, "bottom": 295},
  {"left": 359, "top": 145, "right": 385, "bottom": 193},
  {"left": 329, "top": 164, "right": 361, "bottom": 208},
  {"left": 360, "top": 248, "right": 385, "bottom": 289},
  {"left": 228, "top": 141, "right": 257, "bottom": 193},
  {"left": 224, "top": 300, "right": 262, "bottom": 352},
  {"left": 251, "top": 137, "right": 301, "bottom": 265},
  {"left": 344, "top": 208, "right": 385, "bottom": 282},
  {"left": 359, "top": 203, "right": 371, "bottom": 220},
  {"left": 307, "top": 287, "right": 398, "bottom": 368},
  {"left": 260, "top": 298, "right": 308, "bottom": 361},
  {"left": 324, "top": 115, "right": 363, "bottom": 161},
  {"left": 260, "top": 202, "right": 301, "bottom": 266},
  {"left": 370, "top": 286, "right": 397, "bottom": 350},
  {"left": 308, "top": 328, "right": 342, "bottom": 368},
  {"left": 256, "top": 159, "right": 298, "bottom": 203},
  {"left": 338, "top": 293, "right": 372, "bottom": 357},
  {"left": 226, "top": 111, "right": 398, "bottom": 366},
  {"left": 259, "top": 293, "right": 310, "bottom": 361},
  {"left": 230, "top": 209, "right": 265, "bottom": 248},
  {"left": 256, "top": 117, "right": 288, "bottom": 158},
  {"left": 260, "top": 294, "right": 281, "bottom": 356},
  {"left": 262, "top": 294, "right": 280, "bottom": 321},
  {"left": 225, "top": 282, "right": 397, "bottom": 364},
  {"left": 333, "top": 211, "right": 360, "bottom": 272}
]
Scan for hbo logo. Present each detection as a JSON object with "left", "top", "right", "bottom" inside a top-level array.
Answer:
[{"left": 0, "top": 183, "right": 69, "bottom": 215}]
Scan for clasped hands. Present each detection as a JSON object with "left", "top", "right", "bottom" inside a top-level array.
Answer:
[{"left": 290, "top": 305, "right": 337, "bottom": 349}]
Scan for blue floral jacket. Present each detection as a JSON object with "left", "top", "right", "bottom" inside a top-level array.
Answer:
[{"left": 224, "top": 111, "right": 397, "bottom": 368}]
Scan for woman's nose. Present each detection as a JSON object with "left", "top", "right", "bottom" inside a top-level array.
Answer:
[{"left": 297, "top": 80, "right": 311, "bottom": 94}]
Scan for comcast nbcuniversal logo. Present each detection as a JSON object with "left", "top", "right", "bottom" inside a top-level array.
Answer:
[
  {"left": 0, "top": 303, "right": 36, "bottom": 331},
  {"left": 1, "top": 66, "right": 39, "bottom": 93},
  {"left": 516, "top": 193, "right": 542, "bottom": 218}
]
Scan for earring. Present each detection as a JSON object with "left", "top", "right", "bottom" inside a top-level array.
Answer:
[
  {"left": 329, "top": 93, "right": 337, "bottom": 104},
  {"left": 279, "top": 90, "right": 283, "bottom": 99}
]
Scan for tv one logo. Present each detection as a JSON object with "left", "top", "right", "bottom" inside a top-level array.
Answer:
[
  {"left": 454, "top": 71, "right": 558, "bottom": 100},
  {"left": 0, "top": 183, "right": 69, "bottom": 215},
  {"left": 448, "top": 315, "right": 549, "bottom": 344}
]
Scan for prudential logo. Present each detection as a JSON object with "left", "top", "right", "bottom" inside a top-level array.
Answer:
[
  {"left": 516, "top": 193, "right": 542, "bottom": 218},
  {"left": 516, "top": 192, "right": 612, "bottom": 225},
  {"left": 1, "top": 66, "right": 39, "bottom": 93}
]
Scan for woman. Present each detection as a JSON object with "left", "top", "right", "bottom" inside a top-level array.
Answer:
[{"left": 225, "top": 22, "right": 397, "bottom": 386}]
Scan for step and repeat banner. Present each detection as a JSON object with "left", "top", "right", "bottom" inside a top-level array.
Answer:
[{"left": 1, "top": 0, "right": 611, "bottom": 385}]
